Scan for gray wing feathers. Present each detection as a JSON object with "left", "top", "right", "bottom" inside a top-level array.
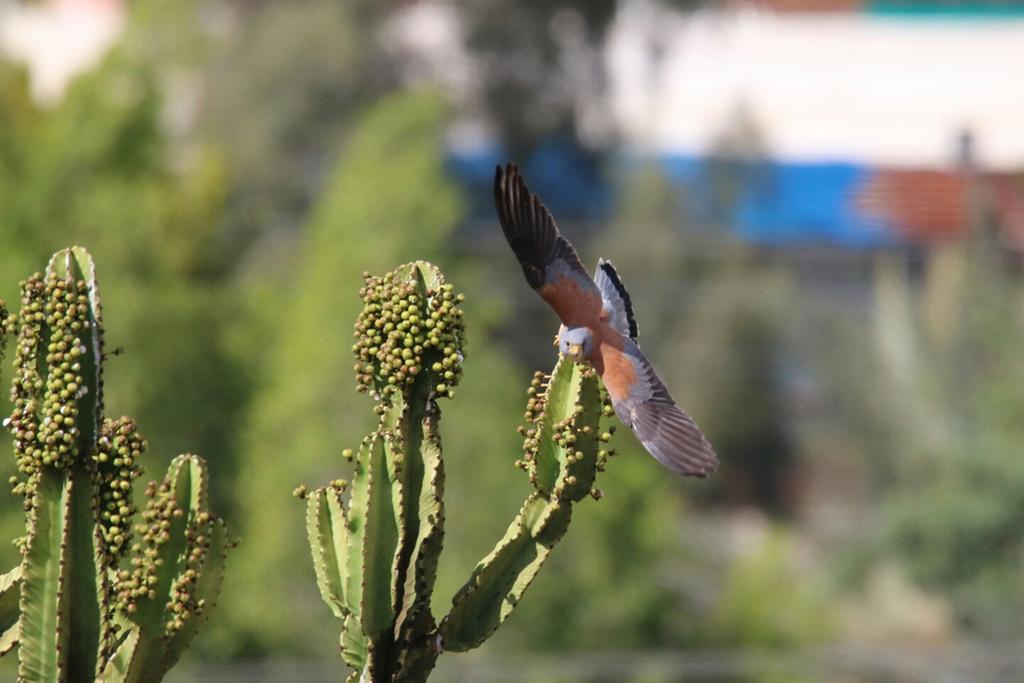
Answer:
[
  {"left": 612, "top": 343, "right": 718, "bottom": 477},
  {"left": 594, "top": 258, "right": 639, "bottom": 339}
]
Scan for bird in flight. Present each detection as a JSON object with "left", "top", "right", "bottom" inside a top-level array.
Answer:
[{"left": 494, "top": 163, "right": 718, "bottom": 477}]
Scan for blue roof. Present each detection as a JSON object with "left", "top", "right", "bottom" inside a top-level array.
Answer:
[
  {"left": 448, "top": 142, "right": 899, "bottom": 248},
  {"left": 660, "top": 155, "right": 893, "bottom": 247}
]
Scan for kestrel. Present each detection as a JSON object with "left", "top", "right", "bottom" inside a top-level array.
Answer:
[{"left": 494, "top": 164, "right": 718, "bottom": 477}]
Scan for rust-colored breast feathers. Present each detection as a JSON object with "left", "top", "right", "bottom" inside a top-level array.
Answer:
[
  {"left": 594, "top": 341, "right": 637, "bottom": 402},
  {"left": 538, "top": 274, "right": 603, "bottom": 328}
]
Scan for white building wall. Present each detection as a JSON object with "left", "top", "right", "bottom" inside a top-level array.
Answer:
[{"left": 607, "top": 2, "right": 1024, "bottom": 169}]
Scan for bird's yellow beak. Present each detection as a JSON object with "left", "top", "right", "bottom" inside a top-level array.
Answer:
[{"left": 568, "top": 343, "right": 582, "bottom": 358}]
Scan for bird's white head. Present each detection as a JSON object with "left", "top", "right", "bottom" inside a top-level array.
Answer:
[{"left": 558, "top": 326, "right": 594, "bottom": 363}]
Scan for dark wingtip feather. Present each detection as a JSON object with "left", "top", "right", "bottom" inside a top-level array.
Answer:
[
  {"left": 494, "top": 162, "right": 548, "bottom": 287},
  {"left": 494, "top": 161, "right": 587, "bottom": 291}
]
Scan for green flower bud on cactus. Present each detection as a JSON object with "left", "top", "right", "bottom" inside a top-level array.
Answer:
[
  {"left": 94, "top": 417, "right": 146, "bottom": 559},
  {"left": 353, "top": 262, "right": 466, "bottom": 402}
]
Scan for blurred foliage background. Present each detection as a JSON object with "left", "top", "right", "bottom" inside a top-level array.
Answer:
[{"left": 2, "top": 0, "right": 1024, "bottom": 681}]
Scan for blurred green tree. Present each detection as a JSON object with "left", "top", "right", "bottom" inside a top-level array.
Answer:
[
  {"left": 0, "top": 0, "right": 248, "bottom": 578},
  {"left": 194, "top": 0, "right": 394, "bottom": 244},
  {"left": 215, "top": 89, "right": 528, "bottom": 657},
  {"left": 878, "top": 237, "right": 1024, "bottom": 636}
]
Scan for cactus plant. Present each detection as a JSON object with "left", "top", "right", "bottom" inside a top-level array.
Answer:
[
  {"left": 0, "top": 247, "right": 232, "bottom": 682},
  {"left": 303, "top": 261, "right": 618, "bottom": 681}
]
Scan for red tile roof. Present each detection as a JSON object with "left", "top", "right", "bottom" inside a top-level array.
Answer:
[
  {"left": 855, "top": 168, "right": 1024, "bottom": 249},
  {"left": 856, "top": 169, "right": 971, "bottom": 242}
]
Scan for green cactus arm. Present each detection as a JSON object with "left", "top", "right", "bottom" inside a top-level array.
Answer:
[
  {"left": 51, "top": 249, "right": 108, "bottom": 681},
  {"left": 394, "top": 405, "right": 444, "bottom": 642},
  {"left": 340, "top": 613, "right": 368, "bottom": 671},
  {"left": 360, "top": 434, "right": 402, "bottom": 637},
  {"left": 107, "top": 565, "right": 221, "bottom": 683},
  {"left": 0, "top": 621, "right": 20, "bottom": 657},
  {"left": 125, "top": 457, "right": 194, "bottom": 635},
  {"left": 11, "top": 248, "right": 109, "bottom": 682},
  {"left": 527, "top": 358, "right": 606, "bottom": 502},
  {"left": 96, "top": 623, "right": 138, "bottom": 683},
  {"left": 160, "top": 517, "right": 229, "bottom": 670},
  {"left": 393, "top": 436, "right": 446, "bottom": 682},
  {"left": 96, "top": 610, "right": 182, "bottom": 683},
  {"left": 439, "top": 358, "right": 606, "bottom": 654},
  {"left": 0, "top": 566, "right": 22, "bottom": 656},
  {"left": 306, "top": 486, "right": 350, "bottom": 620},
  {"left": 438, "top": 493, "right": 571, "bottom": 652},
  {"left": 0, "top": 565, "right": 21, "bottom": 632},
  {"left": 344, "top": 440, "right": 370, "bottom": 623},
  {"left": 18, "top": 469, "right": 72, "bottom": 682},
  {"left": 306, "top": 483, "right": 365, "bottom": 669},
  {"left": 94, "top": 604, "right": 143, "bottom": 683},
  {"left": 64, "top": 466, "right": 107, "bottom": 682},
  {"left": 109, "top": 630, "right": 164, "bottom": 683},
  {"left": 529, "top": 357, "right": 578, "bottom": 494},
  {"left": 333, "top": 432, "right": 405, "bottom": 679},
  {"left": 381, "top": 407, "right": 410, "bottom": 618},
  {"left": 555, "top": 364, "right": 603, "bottom": 502},
  {"left": 340, "top": 438, "right": 372, "bottom": 670},
  {"left": 18, "top": 469, "right": 106, "bottom": 683},
  {"left": 340, "top": 432, "right": 402, "bottom": 643},
  {"left": 113, "top": 455, "right": 227, "bottom": 682}
]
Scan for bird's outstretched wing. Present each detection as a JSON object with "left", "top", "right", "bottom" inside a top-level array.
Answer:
[
  {"left": 594, "top": 258, "right": 639, "bottom": 340},
  {"left": 494, "top": 163, "right": 603, "bottom": 327},
  {"left": 604, "top": 339, "right": 719, "bottom": 477}
]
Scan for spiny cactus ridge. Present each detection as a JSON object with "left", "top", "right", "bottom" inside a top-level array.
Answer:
[
  {"left": 304, "top": 261, "right": 616, "bottom": 682},
  {"left": 437, "top": 357, "right": 616, "bottom": 653},
  {"left": 0, "top": 247, "right": 232, "bottom": 683}
]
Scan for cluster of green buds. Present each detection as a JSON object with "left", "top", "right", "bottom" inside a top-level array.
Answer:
[
  {"left": 94, "top": 417, "right": 147, "bottom": 558},
  {"left": 352, "top": 265, "right": 466, "bottom": 401},
  {"left": 115, "top": 477, "right": 181, "bottom": 616},
  {"left": 7, "top": 274, "right": 48, "bottom": 483},
  {"left": 516, "top": 371, "right": 550, "bottom": 475},
  {"left": 597, "top": 400, "right": 618, "bottom": 473},
  {"left": 6, "top": 271, "right": 92, "bottom": 486},
  {"left": 164, "top": 509, "right": 217, "bottom": 636},
  {"left": 113, "top": 455, "right": 230, "bottom": 639},
  {"left": 513, "top": 362, "right": 617, "bottom": 502}
]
